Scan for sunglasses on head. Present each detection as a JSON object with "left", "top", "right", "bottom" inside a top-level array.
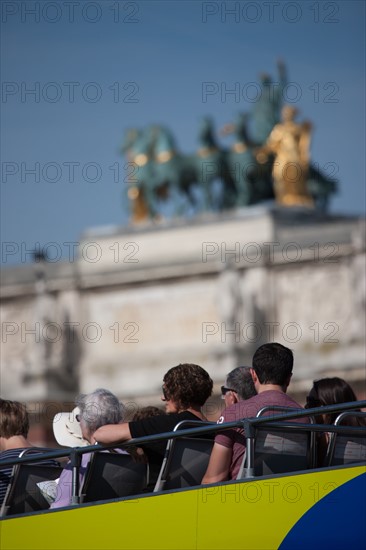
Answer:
[{"left": 221, "top": 386, "right": 236, "bottom": 396}]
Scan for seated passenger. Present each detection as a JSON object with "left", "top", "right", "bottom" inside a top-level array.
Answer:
[
  {"left": 0, "top": 399, "right": 58, "bottom": 506},
  {"left": 306, "top": 377, "right": 364, "bottom": 425},
  {"left": 305, "top": 377, "right": 366, "bottom": 464},
  {"left": 93, "top": 363, "right": 213, "bottom": 490},
  {"left": 51, "top": 388, "right": 125, "bottom": 509},
  {"left": 202, "top": 342, "right": 306, "bottom": 483},
  {"left": 221, "top": 366, "right": 257, "bottom": 407}
]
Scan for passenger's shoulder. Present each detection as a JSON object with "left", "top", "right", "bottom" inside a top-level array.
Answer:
[
  {"left": 281, "top": 393, "right": 303, "bottom": 408},
  {"left": 0, "top": 448, "right": 23, "bottom": 460},
  {"left": 256, "top": 390, "right": 302, "bottom": 407},
  {"left": 218, "top": 396, "right": 262, "bottom": 423}
]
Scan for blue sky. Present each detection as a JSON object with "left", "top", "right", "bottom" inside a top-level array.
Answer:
[{"left": 1, "top": 0, "right": 365, "bottom": 265}]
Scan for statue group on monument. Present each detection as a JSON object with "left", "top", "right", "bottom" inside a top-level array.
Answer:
[{"left": 121, "top": 61, "right": 337, "bottom": 223}]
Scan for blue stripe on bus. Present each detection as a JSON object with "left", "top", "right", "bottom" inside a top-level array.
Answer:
[{"left": 279, "top": 472, "right": 366, "bottom": 549}]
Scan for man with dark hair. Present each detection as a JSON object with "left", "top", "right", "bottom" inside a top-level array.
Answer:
[
  {"left": 202, "top": 343, "right": 304, "bottom": 483},
  {"left": 252, "top": 342, "right": 294, "bottom": 386}
]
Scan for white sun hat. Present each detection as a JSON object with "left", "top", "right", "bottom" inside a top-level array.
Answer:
[{"left": 52, "top": 407, "right": 88, "bottom": 447}]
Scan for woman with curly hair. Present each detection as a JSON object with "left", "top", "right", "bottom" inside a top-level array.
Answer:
[{"left": 94, "top": 364, "right": 213, "bottom": 489}]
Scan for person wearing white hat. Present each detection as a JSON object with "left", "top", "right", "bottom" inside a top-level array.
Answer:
[
  {"left": 51, "top": 388, "right": 125, "bottom": 509},
  {"left": 52, "top": 407, "right": 88, "bottom": 448}
]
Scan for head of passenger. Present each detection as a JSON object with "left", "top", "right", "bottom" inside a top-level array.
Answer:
[
  {"left": 132, "top": 406, "right": 165, "bottom": 421},
  {"left": 0, "top": 399, "right": 29, "bottom": 449},
  {"left": 161, "top": 363, "right": 213, "bottom": 414},
  {"left": 305, "top": 377, "right": 363, "bottom": 425},
  {"left": 221, "top": 366, "right": 257, "bottom": 407},
  {"left": 251, "top": 342, "right": 293, "bottom": 391},
  {"left": 75, "top": 388, "right": 125, "bottom": 444}
]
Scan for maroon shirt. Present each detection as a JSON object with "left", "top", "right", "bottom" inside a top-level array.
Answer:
[{"left": 215, "top": 390, "right": 305, "bottom": 480}]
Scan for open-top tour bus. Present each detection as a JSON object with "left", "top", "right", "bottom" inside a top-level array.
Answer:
[{"left": 1, "top": 401, "right": 365, "bottom": 550}]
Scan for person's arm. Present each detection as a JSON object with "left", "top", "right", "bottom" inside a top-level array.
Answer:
[
  {"left": 93, "top": 422, "right": 131, "bottom": 444},
  {"left": 201, "top": 442, "right": 232, "bottom": 484}
]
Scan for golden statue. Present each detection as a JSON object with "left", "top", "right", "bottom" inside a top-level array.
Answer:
[
  {"left": 122, "top": 128, "right": 154, "bottom": 224},
  {"left": 258, "top": 105, "right": 314, "bottom": 207}
]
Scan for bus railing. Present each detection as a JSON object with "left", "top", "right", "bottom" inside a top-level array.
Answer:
[{"left": 0, "top": 399, "right": 365, "bottom": 505}]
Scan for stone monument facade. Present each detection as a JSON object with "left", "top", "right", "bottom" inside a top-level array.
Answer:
[{"left": 1, "top": 208, "right": 365, "bottom": 423}]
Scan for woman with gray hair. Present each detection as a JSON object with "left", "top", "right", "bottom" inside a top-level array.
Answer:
[
  {"left": 51, "top": 389, "right": 125, "bottom": 509},
  {"left": 75, "top": 389, "right": 125, "bottom": 444}
]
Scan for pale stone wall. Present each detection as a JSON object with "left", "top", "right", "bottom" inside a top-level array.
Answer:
[
  {"left": 1, "top": 208, "right": 365, "bottom": 408},
  {"left": 79, "top": 277, "right": 222, "bottom": 397}
]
